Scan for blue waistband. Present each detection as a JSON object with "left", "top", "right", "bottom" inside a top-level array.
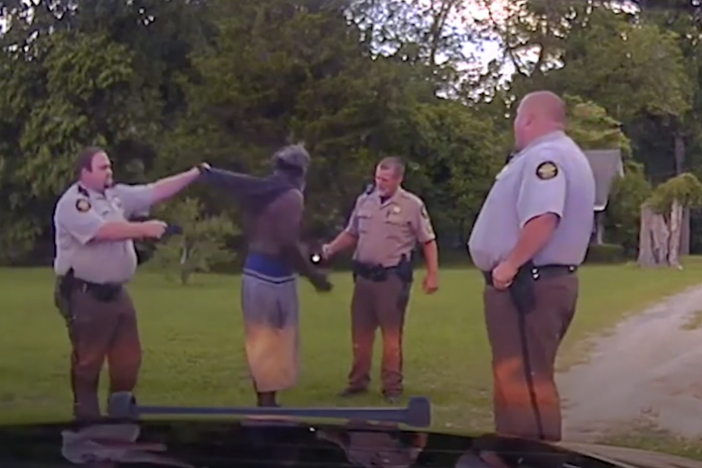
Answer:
[{"left": 244, "top": 252, "right": 293, "bottom": 278}]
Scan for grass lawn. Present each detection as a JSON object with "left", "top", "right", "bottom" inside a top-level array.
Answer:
[{"left": 3, "top": 258, "right": 702, "bottom": 455}]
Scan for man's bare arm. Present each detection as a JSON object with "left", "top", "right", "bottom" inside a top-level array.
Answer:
[
  {"left": 273, "top": 191, "right": 330, "bottom": 285},
  {"left": 421, "top": 240, "right": 438, "bottom": 276}
]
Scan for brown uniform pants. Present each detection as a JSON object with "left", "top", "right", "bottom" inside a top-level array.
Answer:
[
  {"left": 483, "top": 273, "right": 578, "bottom": 442},
  {"left": 58, "top": 286, "right": 142, "bottom": 420},
  {"left": 348, "top": 275, "right": 407, "bottom": 395}
]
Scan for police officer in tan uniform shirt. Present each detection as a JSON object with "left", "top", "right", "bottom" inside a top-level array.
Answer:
[
  {"left": 53, "top": 146, "right": 207, "bottom": 420},
  {"left": 468, "top": 91, "right": 596, "bottom": 442},
  {"left": 323, "top": 157, "right": 439, "bottom": 402}
]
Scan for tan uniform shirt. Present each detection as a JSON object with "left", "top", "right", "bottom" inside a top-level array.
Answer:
[
  {"left": 53, "top": 182, "right": 155, "bottom": 285},
  {"left": 345, "top": 188, "right": 436, "bottom": 267}
]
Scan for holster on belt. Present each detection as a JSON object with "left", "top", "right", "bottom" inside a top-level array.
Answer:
[
  {"left": 352, "top": 261, "right": 388, "bottom": 282},
  {"left": 55, "top": 268, "right": 123, "bottom": 312},
  {"left": 507, "top": 260, "right": 537, "bottom": 316},
  {"left": 394, "top": 255, "right": 414, "bottom": 310},
  {"left": 353, "top": 255, "right": 414, "bottom": 309},
  {"left": 54, "top": 268, "right": 76, "bottom": 321},
  {"left": 486, "top": 261, "right": 577, "bottom": 316}
]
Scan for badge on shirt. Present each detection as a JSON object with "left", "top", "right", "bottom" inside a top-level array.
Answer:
[
  {"left": 386, "top": 205, "right": 402, "bottom": 222},
  {"left": 536, "top": 161, "right": 558, "bottom": 180},
  {"left": 75, "top": 198, "right": 91, "bottom": 213}
]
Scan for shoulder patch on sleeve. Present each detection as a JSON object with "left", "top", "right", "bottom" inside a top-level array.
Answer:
[
  {"left": 536, "top": 161, "right": 558, "bottom": 180},
  {"left": 420, "top": 204, "right": 429, "bottom": 219},
  {"left": 75, "top": 198, "right": 91, "bottom": 213}
]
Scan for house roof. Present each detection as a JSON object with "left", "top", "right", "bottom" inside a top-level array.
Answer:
[{"left": 584, "top": 149, "right": 624, "bottom": 211}]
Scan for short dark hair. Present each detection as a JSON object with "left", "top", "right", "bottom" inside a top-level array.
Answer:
[
  {"left": 377, "top": 156, "right": 405, "bottom": 178},
  {"left": 76, "top": 146, "right": 106, "bottom": 175}
]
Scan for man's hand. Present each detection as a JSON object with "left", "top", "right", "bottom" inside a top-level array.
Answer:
[
  {"left": 422, "top": 273, "right": 438, "bottom": 294},
  {"left": 310, "top": 272, "right": 333, "bottom": 293},
  {"left": 195, "top": 162, "right": 211, "bottom": 174},
  {"left": 491, "top": 260, "right": 518, "bottom": 290},
  {"left": 140, "top": 220, "right": 168, "bottom": 239},
  {"left": 321, "top": 243, "right": 333, "bottom": 260}
]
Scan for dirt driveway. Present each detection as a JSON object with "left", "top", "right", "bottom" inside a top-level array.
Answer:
[{"left": 557, "top": 284, "right": 702, "bottom": 442}]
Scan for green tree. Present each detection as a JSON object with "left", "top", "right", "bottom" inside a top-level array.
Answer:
[
  {"left": 150, "top": 197, "right": 238, "bottom": 285},
  {"left": 607, "top": 160, "right": 652, "bottom": 255},
  {"left": 638, "top": 173, "right": 702, "bottom": 268},
  {"left": 565, "top": 95, "right": 632, "bottom": 157},
  {"left": 384, "top": 98, "right": 505, "bottom": 240}
]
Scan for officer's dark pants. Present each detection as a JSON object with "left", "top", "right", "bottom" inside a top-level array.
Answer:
[
  {"left": 347, "top": 275, "right": 407, "bottom": 395},
  {"left": 65, "top": 288, "right": 142, "bottom": 420},
  {"left": 483, "top": 274, "right": 578, "bottom": 442}
]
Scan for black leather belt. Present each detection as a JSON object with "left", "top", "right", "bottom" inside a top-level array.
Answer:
[
  {"left": 70, "top": 277, "right": 123, "bottom": 302},
  {"left": 352, "top": 261, "right": 397, "bottom": 282},
  {"left": 482, "top": 264, "right": 577, "bottom": 285}
]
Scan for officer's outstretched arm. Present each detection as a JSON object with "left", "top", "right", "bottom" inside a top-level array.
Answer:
[
  {"left": 94, "top": 222, "right": 157, "bottom": 242},
  {"left": 148, "top": 166, "right": 201, "bottom": 204},
  {"left": 55, "top": 196, "right": 155, "bottom": 245}
]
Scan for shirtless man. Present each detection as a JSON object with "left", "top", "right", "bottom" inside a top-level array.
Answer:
[{"left": 201, "top": 144, "right": 332, "bottom": 407}]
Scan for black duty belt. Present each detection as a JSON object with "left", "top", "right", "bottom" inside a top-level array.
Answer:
[
  {"left": 353, "top": 261, "right": 398, "bottom": 282},
  {"left": 482, "top": 264, "right": 577, "bottom": 286},
  {"left": 69, "top": 276, "right": 123, "bottom": 301}
]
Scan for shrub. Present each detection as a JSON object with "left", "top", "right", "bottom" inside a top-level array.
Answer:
[{"left": 584, "top": 243, "right": 626, "bottom": 264}]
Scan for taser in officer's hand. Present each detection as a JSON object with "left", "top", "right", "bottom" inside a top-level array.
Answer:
[
  {"left": 310, "top": 251, "right": 330, "bottom": 268},
  {"left": 309, "top": 246, "right": 331, "bottom": 269},
  {"left": 163, "top": 224, "right": 183, "bottom": 237}
]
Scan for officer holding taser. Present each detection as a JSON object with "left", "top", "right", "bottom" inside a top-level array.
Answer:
[
  {"left": 322, "top": 156, "right": 439, "bottom": 403},
  {"left": 52, "top": 146, "right": 208, "bottom": 421}
]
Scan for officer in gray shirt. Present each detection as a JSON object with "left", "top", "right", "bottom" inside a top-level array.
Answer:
[
  {"left": 53, "top": 146, "right": 207, "bottom": 420},
  {"left": 468, "top": 91, "right": 596, "bottom": 442}
]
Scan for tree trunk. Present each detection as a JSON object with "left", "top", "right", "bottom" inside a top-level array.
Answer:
[
  {"left": 638, "top": 204, "right": 677, "bottom": 268},
  {"left": 674, "top": 132, "right": 690, "bottom": 256},
  {"left": 680, "top": 207, "right": 690, "bottom": 256},
  {"left": 651, "top": 212, "right": 670, "bottom": 266},
  {"left": 668, "top": 200, "right": 683, "bottom": 269},
  {"left": 637, "top": 205, "right": 657, "bottom": 267},
  {"left": 179, "top": 239, "right": 192, "bottom": 285}
]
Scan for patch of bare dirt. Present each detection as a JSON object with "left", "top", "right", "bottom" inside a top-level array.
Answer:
[{"left": 557, "top": 284, "right": 702, "bottom": 442}]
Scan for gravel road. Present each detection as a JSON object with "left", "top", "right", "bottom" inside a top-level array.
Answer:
[{"left": 557, "top": 284, "right": 702, "bottom": 442}]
